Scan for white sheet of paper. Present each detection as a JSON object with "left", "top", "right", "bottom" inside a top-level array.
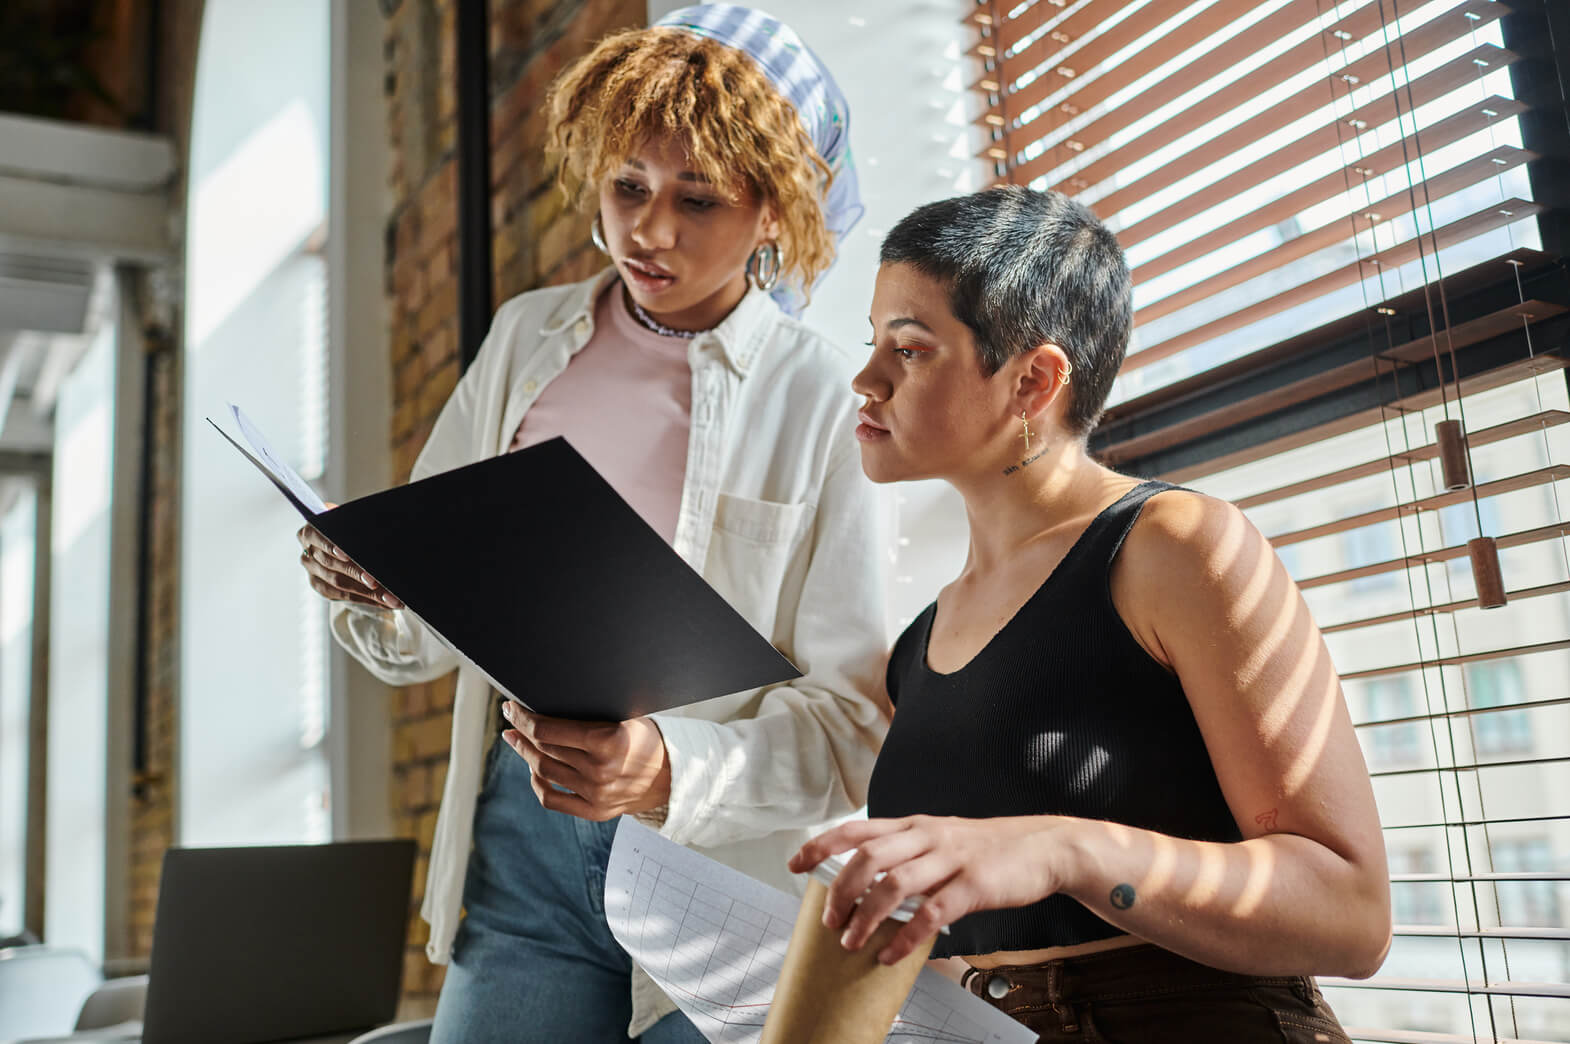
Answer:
[
  {"left": 228, "top": 403, "right": 329, "bottom": 515},
  {"left": 605, "top": 819, "right": 1035, "bottom": 1044}
]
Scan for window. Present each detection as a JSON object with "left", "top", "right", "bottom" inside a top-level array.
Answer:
[
  {"left": 180, "top": 0, "right": 332, "bottom": 847},
  {"left": 970, "top": 0, "right": 1548, "bottom": 404},
  {"left": 1342, "top": 521, "right": 1402, "bottom": 595},
  {"left": 1438, "top": 496, "right": 1502, "bottom": 546},
  {"left": 0, "top": 488, "right": 37, "bottom": 939},
  {"left": 1388, "top": 845, "right": 1448, "bottom": 925},
  {"left": 1364, "top": 678, "right": 1423, "bottom": 769},
  {"left": 970, "top": 1, "right": 1570, "bottom": 1038},
  {"left": 46, "top": 301, "right": 125, "bottom": 963},
  {"left": 1490, "top": 838, "right": 1563, "bottom": 928},
  {"left": 1467, "top": 660, "right": 1532, "bottom": 756},
  {"left": 967, "top": 0, "right": 1570, "bottom": 1036},
  {"left": 1180, "top": 376, "right": 1570, "bottom": 1044}
]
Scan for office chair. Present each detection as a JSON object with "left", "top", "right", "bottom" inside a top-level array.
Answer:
[
  {"left": 75, "top": 973, "right": 149, "bottom": 1030},
  {"left": 0, "top": 945, "right": 102, "bottom": 1039}
]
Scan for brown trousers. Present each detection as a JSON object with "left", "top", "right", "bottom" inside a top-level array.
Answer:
[{"left": 961, "top": 944, "right": 1351, "bottom": 1043}]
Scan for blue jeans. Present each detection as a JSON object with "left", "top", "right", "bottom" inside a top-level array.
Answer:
[{"left": 429, "top": 736, "right": 708, "bottom": 1043}]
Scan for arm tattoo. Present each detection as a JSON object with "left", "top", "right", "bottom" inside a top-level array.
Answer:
[
  {"left": 1109, "top": 883, "right": 1136, "bottom": 910},
  {"left": 1254, "top": 808, "right": 1279, "bottom": 831}
]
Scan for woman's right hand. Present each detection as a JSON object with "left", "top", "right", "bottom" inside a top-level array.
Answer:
[{"left": 297, "top": 521, "right": 404, "bottom": 609}]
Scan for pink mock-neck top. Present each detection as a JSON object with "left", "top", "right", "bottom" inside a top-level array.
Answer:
[{"left": 508, "top": 281, "right": 692, "bottom": 545}]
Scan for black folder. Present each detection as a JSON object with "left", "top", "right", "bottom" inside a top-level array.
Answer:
[{"left": 214, "top": 412, "right": 801, "bottom": 721}]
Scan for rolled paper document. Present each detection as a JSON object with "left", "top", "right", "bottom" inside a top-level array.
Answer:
[{"left": 759, "top": 855, "right": 939, "bottom": 1044}]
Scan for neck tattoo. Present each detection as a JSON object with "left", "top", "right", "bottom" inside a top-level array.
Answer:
[
  {"left": 623, "top": 283, "right": 716, "bottom": 340},
  {"left": 1002, "top": 448, "right": 1047, "bottom": 477}
]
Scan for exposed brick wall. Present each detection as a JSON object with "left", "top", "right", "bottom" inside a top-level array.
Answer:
[
  {"left": 488, "top": 0, "right": 648, "bottom": 300},
  {"left": 381, "top": 0, "right": 643, "bottom": 1014},
  {"left": 127, "top": 333, "right": 181, "bottom": 961}
]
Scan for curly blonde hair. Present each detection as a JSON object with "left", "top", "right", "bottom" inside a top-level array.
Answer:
[{"left": 546, "top": 26, "right": 835, "bottom": 301}]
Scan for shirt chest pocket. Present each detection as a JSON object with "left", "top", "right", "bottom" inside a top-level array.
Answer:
[{"left": 704, "top": 493, "right": 815, "bottom": 642}]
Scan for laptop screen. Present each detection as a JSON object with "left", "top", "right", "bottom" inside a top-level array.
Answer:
[{"left": 142, "top": 840, "right": 415, "bottom": 1044}]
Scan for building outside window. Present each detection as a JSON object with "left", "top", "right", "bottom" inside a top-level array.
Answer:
[
  {"left": 1364, "top": 677, "right": 1424, "bottom": 770},
  {"left": 1468, "top": 660, "right": 1533, "bottom": 757}
]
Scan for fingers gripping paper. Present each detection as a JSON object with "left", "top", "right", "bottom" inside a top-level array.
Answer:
[{"left": 605, "top": 819, "right": 1034, "bottom": 1044}]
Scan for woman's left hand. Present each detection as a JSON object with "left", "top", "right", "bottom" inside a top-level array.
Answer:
[
  {"left": 501, "top": 701, "right": 672, "bottom": 821},
  {"left": 787, "top": 814, "right": 1081, "bottom": 964}
]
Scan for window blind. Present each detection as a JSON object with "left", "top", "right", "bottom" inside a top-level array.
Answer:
[
  {"left": 970, "top": 1, "right": 1570, "bottom": 1039},
  {"left": 970, "top": 0, "right": 1553, "bottom": 403}
]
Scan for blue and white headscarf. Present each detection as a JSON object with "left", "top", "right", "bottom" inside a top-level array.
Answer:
[{"left": 654, "top": 3, "right": 864, "bottom": 315}]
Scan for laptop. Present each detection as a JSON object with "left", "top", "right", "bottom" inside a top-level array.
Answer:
[{"left": 140, "top": 840, "right": 416, "bottom": 1044}]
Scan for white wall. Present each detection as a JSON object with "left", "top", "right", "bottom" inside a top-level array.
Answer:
[
  {"left": 646, "top": 0, "right": 981, "bottom": 632},
  {"left": 180, "top": 0, "right": 333, "bottom": 846}
]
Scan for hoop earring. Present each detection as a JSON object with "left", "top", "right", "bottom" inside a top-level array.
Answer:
[
  {"left": 1059, "top": 359, "right": 1074, "bottom": 386},
  {"left": 746, "top": 241, "right": 782, "bottom": 292},
  {"left": 591, "top": 214, "right": 609, "bottom": 254}
]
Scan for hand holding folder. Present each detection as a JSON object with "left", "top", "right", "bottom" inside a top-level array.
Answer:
[
  {"left": 215, "top": 404, "right": 802, "bottom": 722},
  {"left": 298, "top": 511, "right": 405, "bottom": 610}
]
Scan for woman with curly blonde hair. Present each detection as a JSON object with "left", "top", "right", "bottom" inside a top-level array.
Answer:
[{"left": 296, "top": 5, "right": 888, "bottom": 1041}]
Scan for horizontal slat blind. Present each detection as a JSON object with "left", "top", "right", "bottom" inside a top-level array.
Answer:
[
  {"left": 971, "top": 0, "right": 1552, "bottom": 403},
  {"left": 970, "top": 4, "right": 1569, "bottom": 1039},
  {"left": 1175, "top": 354, "right": 1570, "bottom": 1041}
]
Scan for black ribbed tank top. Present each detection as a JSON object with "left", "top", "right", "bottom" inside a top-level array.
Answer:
[{"left": 867, "top": 481, "right": 1242, "bottom": 957}]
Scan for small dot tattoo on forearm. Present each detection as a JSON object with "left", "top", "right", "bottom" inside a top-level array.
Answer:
[{"left": 1110, "top": 883, "right": 1136, "bottom": 910}]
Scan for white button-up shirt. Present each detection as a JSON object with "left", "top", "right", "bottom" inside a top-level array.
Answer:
[{"left": 330, "top": 268, "right": 890, "bottom": 1031}]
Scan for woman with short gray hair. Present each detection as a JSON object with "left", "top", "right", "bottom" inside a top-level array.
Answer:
[{"left": 793, "top": 186, "right": 1389, "bottom": 1042}]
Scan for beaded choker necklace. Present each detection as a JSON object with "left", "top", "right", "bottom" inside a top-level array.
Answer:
[{"left": 623, "top": 284, "right": 717, "bottom": 340}]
